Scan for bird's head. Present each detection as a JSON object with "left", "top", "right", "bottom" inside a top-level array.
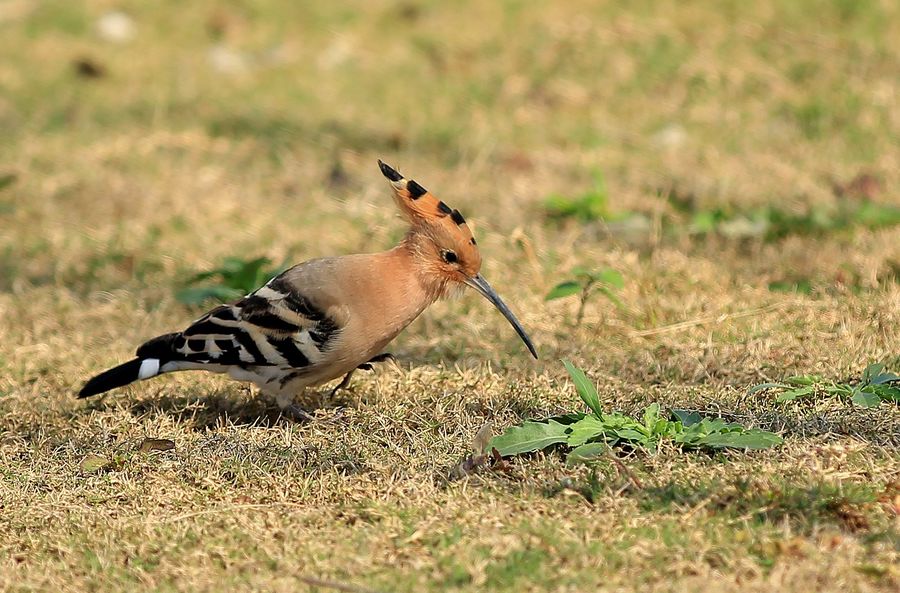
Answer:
[{"left": 378, "top": 159, "right": 537, "bottom": 359}]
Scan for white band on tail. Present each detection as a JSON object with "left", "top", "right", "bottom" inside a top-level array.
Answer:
[{"left": 138, "top": 358, "right": 160, "bottom": 380}]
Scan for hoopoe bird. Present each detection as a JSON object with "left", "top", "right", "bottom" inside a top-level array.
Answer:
[{"left": 78, "top": 160, "right": 537, "bottom": 419}]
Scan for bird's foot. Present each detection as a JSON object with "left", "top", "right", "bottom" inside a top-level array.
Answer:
[
  {"left": 280, "top": 403, "right": 315, "bottom": 423},
  {"left": 275, "top": 391, "right": 314, "bottom": 422}
]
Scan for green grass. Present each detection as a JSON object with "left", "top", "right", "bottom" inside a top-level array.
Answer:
[{"left": 1, "top": 1, "right": 899, "bottom": 592}]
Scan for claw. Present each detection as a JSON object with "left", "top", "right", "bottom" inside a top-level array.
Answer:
[{"left": 281, "top": 404, "right": 314, "bottom": 422}]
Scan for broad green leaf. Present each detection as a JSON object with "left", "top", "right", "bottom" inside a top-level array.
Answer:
[
  {"left": 642, "top": 403, "right": 661, "bottom": 432},
  {"left": 609, "top": 428, "right": 650, "bottom": 444},
  {"left": 671, "top": 409, "right": 701, "bottom": 427},
  {"left": 868, "top": 384, "right": 900, "bottom": 402},
  {"left": 863, "top": 362, "right": 899, "bottom": 386},
  {"left": 545, "top": 281, "right": 582, "bottom": 301},
  {"left": 563, "top": 360, "right": 603, "bottom": 417},
  {"left": 597, "top": 412, "right": 635, "bottom": 430},
  {"left": 566, "top": 416, "right": 607, "bottom": 447},
  {"left": 775, "top": 385, "right": 815, "bottom": 402},
  {"left": 850, "top": 389, "right": 880, "bottom": 408},
  {"left": 649, "top": 418, "right": 673, "bottom": 438},
  {"left": 566, "top": 443, "right": 608, "bottom": 465},
  {"left": 869, "top": 372, "right": 900, "bottom": 386},
  {"left": 490, "top": 420, "right": 569, "bottom": 457},
  {"left": 593, "top": 268, "right": 624, "bottom": 289},
  {"left": 697, "top": 418, "right": 731, "bottom": 433},
  {"left": 862, "top": 363, "right": 885, "bottom": 383},
  {"left": 693, "top": 430, "right": 783, "bottom": 450}
]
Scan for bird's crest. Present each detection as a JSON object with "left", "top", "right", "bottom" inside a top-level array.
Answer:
[{"left": 377, "top": 159, "right": 478, "bottom": 250}]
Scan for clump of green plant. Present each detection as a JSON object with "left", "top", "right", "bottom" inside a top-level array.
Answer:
[
  {"left": 663, "top": 180, "right": 900, "bottom": 240},
  {"left": 176, "top": 256, "right": 283, "bottom": 305},
  {"left": 544, "top": 170, "right": 615, "bottom": 222},
  {"left": 680, "top": 200, "right": 900, "bottom": 241},
  {"left": 545, "top": 267, "right": 624, "bottom": 325},
  {"left": 750, "top": 363, "right": 900, "bottom": 408},
  {"left": 491, "top": 361, "right": 783, "bottom": 461}
]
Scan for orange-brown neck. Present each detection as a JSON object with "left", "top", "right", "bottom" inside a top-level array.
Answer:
[{"left": 397, "top": 230, "right": 455, "bottom": 303}]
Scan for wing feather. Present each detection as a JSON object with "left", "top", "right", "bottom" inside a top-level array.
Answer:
[{"left": 153, "top": 273, "right": 342, "bottom": 369}]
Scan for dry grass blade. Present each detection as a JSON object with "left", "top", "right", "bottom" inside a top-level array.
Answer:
[
  {"left": 630, "top": 302, "right": 789, "bottom": 337},
  {"left": 295, "top": 575, "right": 386, "bottom": 593}
]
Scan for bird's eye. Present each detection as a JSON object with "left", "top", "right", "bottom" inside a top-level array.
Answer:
[{"left": 442, "top": 250, "right": 459, "bottom": 264}]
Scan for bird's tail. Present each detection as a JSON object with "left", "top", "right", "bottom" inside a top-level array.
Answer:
[{"left": 77, "top": 357, "right": 163, "bottom": 398}]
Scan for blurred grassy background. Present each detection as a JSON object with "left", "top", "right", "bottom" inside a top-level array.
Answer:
[{"left": 0, "top": 1, "right": 898, "bottom": 592}]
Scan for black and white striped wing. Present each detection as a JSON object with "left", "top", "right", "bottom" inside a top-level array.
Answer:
[{"left": 140, "top": 277, "right": 341, "bottom": 370}]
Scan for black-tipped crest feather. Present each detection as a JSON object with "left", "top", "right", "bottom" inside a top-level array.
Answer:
[
  {"left": 406, "top": 179, "right": 427, "bottom": 198},
  {"left": 378, "top": 159, "right": 403, "bottom": 182}
]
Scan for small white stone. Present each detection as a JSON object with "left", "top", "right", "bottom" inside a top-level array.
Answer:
[
  {"left": 208, "top": 44, "right": 249, "bottom": 74},
  {"left": 96, "top": 11, "right": 136, "bottom": 44},
  {"left": 652, "top": 123, "right": 687, "bottom": 149}
]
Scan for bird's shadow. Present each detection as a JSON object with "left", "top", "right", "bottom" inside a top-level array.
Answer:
[{"left": 83, "top": 386, "right": 356, "bottom": 430}]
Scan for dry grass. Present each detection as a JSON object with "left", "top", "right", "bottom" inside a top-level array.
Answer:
[{"left": 1, "top": 1, "right": 899, "bottom": 591}]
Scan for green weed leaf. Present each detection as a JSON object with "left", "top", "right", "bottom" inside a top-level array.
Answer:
[
  {"left": 754, "top": 363, "right": 898, "bottom": 407},
  {"left": 566, "top": 443, "right": 608, "bottom": 465},
  {"left": 775, "top": 385, "right": 816, "bottom": 403},
  {"left": 497, "top": 362, "right": 783, "bottom": 461},
  {"left": 671, "top": 409, "right": 701, "bottom": 427},
  {"left": 850, "top": 389, "right": 880, "bottom": 408},
  {"left": 594, "top": 268, "right": 624, "bottom": 289},
  {"left": 490, "top": 420, "right": 569, "bottom": 456},
  {"left": 563, "top": 359, "right": 603, "bottom": 417},
  {"left": 869, "top": 384, "right": 900, "bottom": 402},
  {"left": 545, "top": 281, "right": 582, "bottom": 301},
  {"left": 565, "top": 416, "right": 606, "bottom": 447},
  {"left": 863, "top": 362, "right": 899, "bottom": 385}
]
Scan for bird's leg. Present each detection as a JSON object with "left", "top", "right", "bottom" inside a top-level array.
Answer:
[
  {"left": 329, "top": 353, "right": 395, "bottom": 398},
  {"left": 275, "top": 389, "right": 314, "bottom": 422},
  {"left": 329, "top": 370, "right": 355, "bottom": 398}
]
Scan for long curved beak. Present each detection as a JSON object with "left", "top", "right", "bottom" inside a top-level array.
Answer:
[{"left": 464, "top": 274, "right": 538, "bottom": 359}]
